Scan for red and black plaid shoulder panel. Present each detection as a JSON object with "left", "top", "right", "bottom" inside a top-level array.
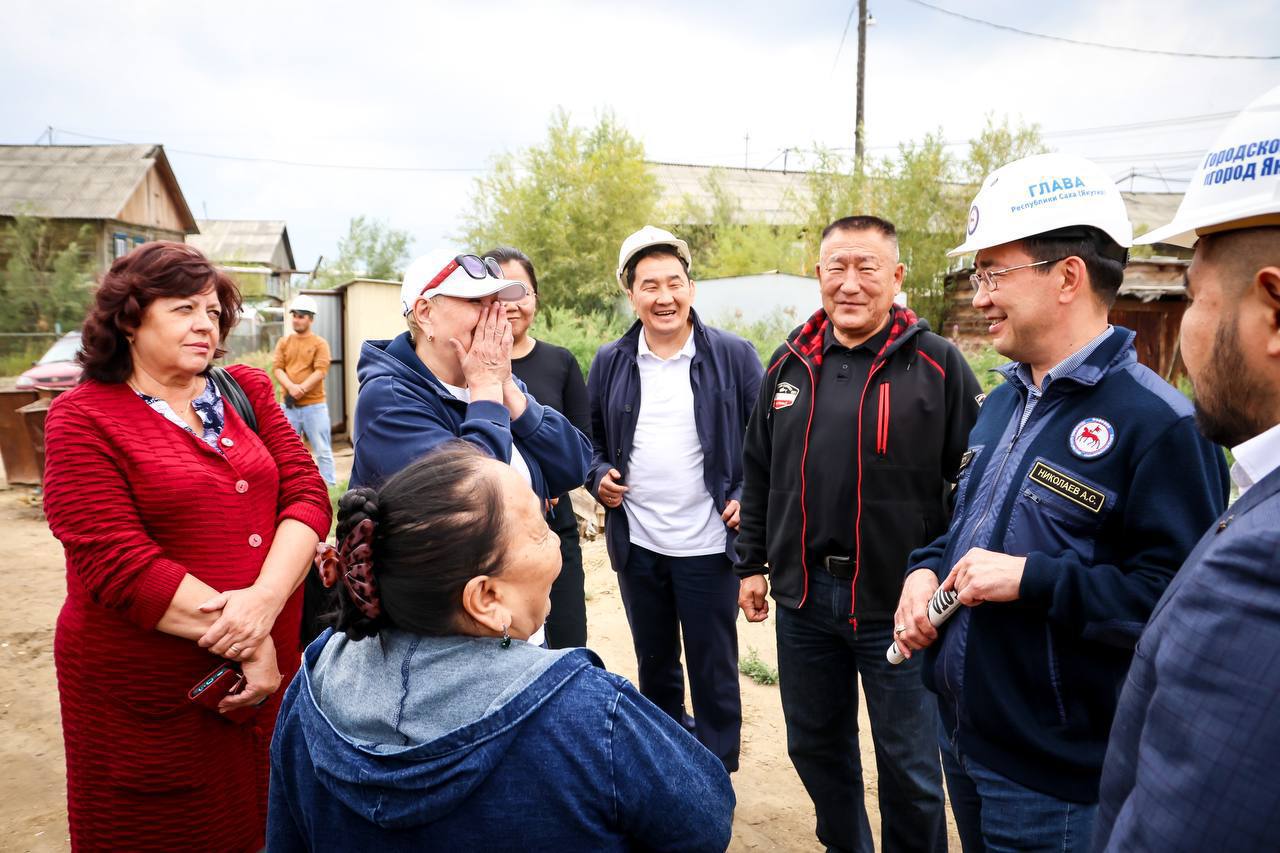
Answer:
[
  {"left": 793, "top": 308, "right": 830, "bottom": 367},
  {"left": 874, "top": 305, "right": 919, "bottom": 361}
]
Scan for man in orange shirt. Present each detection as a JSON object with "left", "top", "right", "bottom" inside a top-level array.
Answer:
[{"left": 272, "top": 294, "right": 335, "bottom": 485}]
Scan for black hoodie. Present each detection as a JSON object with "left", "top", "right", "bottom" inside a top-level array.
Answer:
[{"left": 735, "top": 305, "right": 981, "bottom": 622}]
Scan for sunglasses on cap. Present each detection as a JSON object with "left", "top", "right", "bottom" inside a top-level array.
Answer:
[{"left": 418, "top": 254, "right": 504, "bottom": 300}]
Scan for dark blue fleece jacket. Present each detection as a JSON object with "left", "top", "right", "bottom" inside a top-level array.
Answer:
[
  {"left": 909, "top": 327, "right": 1229, "bottom": 803},
  {"left": 268, "top": 631, "right": 735, "bottom": 852},
  {"left": 350, "top": 332, "right": 590, "bottom": 496}
]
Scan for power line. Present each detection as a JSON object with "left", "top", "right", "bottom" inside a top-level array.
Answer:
[
  {"left": 816, "top": 108, "right": 1235, "bottom": 154},
  {"left": 1042, "top": 111, "right": 1237, "bottom": 138},
  {"left": 50, "top": 127, "right": 486, "bottom": 173},
  {"left": 830, "top": 2, "right": 858, "bottom": 73},
  {"left": 898, "top": 0, "right": 1280, "bottom": 60},
  {"left": 1087, "top": 149, "right": 1206, "bottom": 163}
]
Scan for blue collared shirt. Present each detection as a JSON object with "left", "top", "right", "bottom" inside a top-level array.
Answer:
[{"left": 1013, "top": 326, "right": 1114, "bottom": 433}]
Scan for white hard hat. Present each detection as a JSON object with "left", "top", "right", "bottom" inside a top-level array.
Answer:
[
  {"left": 616, "top": 225, "right": 693, "bottom": 288},
  {"left": 949, "top": 152, "right": 1133, "bottom": 257},
  {"left": 400, "top": 249, "right": 528, "bottom": 316},
  {"left": 1135, "top": 84, "right": 1280, "bottom": 248},
  {"left": 289, "top": 294, "right": 319, "bottom": 315}
]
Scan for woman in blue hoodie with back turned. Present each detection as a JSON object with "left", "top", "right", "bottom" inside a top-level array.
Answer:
[{"left": 268, "top": 442, "right": 735, "bottom": 852}]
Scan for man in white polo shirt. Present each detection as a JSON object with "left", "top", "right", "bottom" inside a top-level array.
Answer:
[{"left": 586, "top": 226, "right": 764, "bottom": 771}]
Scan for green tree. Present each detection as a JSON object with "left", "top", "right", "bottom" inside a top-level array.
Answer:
[
  {"left": 787, "top": 119, "right": 1046, "bottom": 330},
  {"left": 459, "top": 109, "right": 659, "bottom": 313},
  {"left": 314, "top": 215, "right": 413, "bottom": 287},
  {"left": 0, "top": 215, "right": 94, "bottom": 333},
  {"left": 963, "top": 114, "right": 1049, "bottom": 187}
]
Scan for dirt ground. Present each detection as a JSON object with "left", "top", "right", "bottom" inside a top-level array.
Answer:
[{"left": 0, "top": 445, "right": 958, "bottom": 852}]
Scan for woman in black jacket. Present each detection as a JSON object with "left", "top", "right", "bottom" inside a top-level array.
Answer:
[{"left": 486, "top": 246, "right": 591, "bottom": 648}]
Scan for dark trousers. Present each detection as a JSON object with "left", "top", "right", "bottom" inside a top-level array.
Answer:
[
  {"left": 615, "top": 543, "right": 742, "bottom": 771},
  {"left": 776, "top": 569, "right": 946, "bottom": 853},
  {"left": 545, "top": 517, "right": 587, "bottom": 649}
]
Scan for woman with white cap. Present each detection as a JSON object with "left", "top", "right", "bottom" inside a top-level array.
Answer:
[{"left": 349, "top": 247, "right": 590, "bottom": 527}]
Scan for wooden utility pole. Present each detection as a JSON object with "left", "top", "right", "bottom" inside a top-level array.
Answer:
[{"left": 855, "top": 0, "right": 868, "bottom": 174}]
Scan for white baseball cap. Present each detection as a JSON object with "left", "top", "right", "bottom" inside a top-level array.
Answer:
[
  {"left": 1135, "top": 84, "right": 1280, "bottom": 248},
  {"left": 616, "top": 226, "right": 693, "bottom": 288},
  {"left": 400, "top": 249, "right": 528, "bottom": 315},
  {"left": 949, "top": 152, "right": 1133, "bottom": 258}
]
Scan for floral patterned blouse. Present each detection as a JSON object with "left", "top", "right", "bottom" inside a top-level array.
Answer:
[{"left": 132, "top": 375, "right": 225, "bottom": 450}]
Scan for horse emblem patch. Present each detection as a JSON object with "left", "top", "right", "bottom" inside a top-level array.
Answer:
[
  {"left": 773, "top": 382, "right": 800, "bottom": 410},
  {"left": 1069, "top": 418, "right": 1115, "bottom": 459}
]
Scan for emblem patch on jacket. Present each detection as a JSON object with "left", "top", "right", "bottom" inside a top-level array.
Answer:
[
  {"left": 773, "top": 382, "right": 800, "bottom": 410},
  {"left": 1069, "top": 418, "right": 1115, "bottom": 459},
  {"left": 1028, "top": 461, "right": 1106, "bottom": 513}
]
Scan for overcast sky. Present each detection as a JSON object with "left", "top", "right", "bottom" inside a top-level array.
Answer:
[{"left": 3, "top": 0, "right": 1277, "bottom": 271}]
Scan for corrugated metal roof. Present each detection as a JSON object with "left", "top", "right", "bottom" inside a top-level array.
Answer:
[
  {"left": 651, "top": 162, "right": 812, "bottom": 225},
  {"left": 0, "top": 144, "right": 160, "bottom": 220},
  {"left": 189, "top": 219, "right": 296, "bottom": 269},
  {"left": 650, "top": 162, "right": 1186, "bottom": 233}
]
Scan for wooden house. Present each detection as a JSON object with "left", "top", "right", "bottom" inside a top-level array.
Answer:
[
  {"left": 187, "top": 219, "right": 298, "bottom": 305},
  {"left": 0, "top": 144, "right": 198, "bottom": 270}
]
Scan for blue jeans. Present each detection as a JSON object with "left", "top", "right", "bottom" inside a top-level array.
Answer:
[
  {"left": 939, "top": 723, "right": 1097, "bottom": 853},
  {"left": 615, "top": 544, "right": 742, "bottom": 772},
  {"left": 283, "top": 401, "right": 336, "bottom": 485},
  {"left": 776, "top": 568, "right": 946, "bottom": 853}
]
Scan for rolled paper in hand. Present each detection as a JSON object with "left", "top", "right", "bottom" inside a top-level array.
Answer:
[{"left": 887, "top": 585, "right": 963, "bottom": 664}]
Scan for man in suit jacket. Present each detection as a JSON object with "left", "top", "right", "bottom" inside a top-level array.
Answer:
[{"left": 1094, "top": 83, "right": 1280, "bottom": 852}]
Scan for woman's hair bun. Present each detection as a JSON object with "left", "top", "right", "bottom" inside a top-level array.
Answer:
[{"left": 336, "top": 487, "right": 379, "bottom": 541}]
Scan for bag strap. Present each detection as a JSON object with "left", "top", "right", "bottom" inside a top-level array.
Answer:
[{"left": 208, "top": 366, "right": 258, "bottom": 434}]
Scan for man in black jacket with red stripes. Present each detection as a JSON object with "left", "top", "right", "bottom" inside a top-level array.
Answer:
[{"left": 736, "top": 215, "right": 981, "bottom": 853}]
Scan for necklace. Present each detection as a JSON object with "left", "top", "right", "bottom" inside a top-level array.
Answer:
[{"left": 129, "top": 379, "right": 200, "bottom": 417}]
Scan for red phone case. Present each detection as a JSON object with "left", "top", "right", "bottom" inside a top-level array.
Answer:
[{"left": 189, "top": 662, "right": 260, "bottom": 724}]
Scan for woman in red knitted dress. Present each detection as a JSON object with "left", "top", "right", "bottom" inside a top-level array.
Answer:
[{"left": 42, "top": 242, "right": 332, "bottom": 852}]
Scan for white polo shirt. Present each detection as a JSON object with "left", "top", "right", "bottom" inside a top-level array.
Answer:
[{"left": 623, "top": 330, "right": 727, "bottom": 557}]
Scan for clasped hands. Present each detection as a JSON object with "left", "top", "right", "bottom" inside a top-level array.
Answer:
[{"left": 197, "top": 584, "right": 286, "bottom": 713}]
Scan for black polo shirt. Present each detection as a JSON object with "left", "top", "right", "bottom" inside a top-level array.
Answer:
[{"left": 803, "top": 315, "right": 892, "bottom": 560}]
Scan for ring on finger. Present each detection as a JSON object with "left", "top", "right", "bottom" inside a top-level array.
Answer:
[{"left": 894, "top": 624, "right": 908, "bottom": 635}]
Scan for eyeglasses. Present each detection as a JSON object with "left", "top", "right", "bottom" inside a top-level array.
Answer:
[
  {"left": 419, "top": 254, "right": 504, "bottom": 299},
  {"left": 969, "top": 258, "right": 1067, "bottom": 293}
]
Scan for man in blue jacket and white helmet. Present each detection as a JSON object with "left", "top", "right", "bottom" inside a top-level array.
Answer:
[
  {"left": 1094, "top": 83, "right": 1280, "bottom": 853},
  {"left": 891, "top": 152, "right": 1229, "bottom": 851}
]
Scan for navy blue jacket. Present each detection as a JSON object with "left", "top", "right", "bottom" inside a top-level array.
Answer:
[
  {"left": 268, "top": 634, "right": 736, "bottom": 852},
  {"left": 909, "top": 328, "right": 1229, "bottom": 803},
  {"left": 586, "top": 311, "right": 764, "bottom": 570},
  {"left": 350, "top": 332, "right": 590, "bottom": 496},
  {"left": 1094, "top": 463, "right": 1280, "bottom": 851}
]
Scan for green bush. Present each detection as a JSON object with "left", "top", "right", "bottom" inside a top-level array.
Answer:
[
  {"left": 962, "top": 345, "right": 1009, "bottom": 393},
  {"left": 223, "top": 349, "right": 282, "bottom": 395},
  {"left": 739, "top": 647, "right": 779, "bottom": 686},
  {"left": 0, "top": 342, "right": 50, "bottom": 378},
  {"left": 537, "top": 305, "right": 632, "bottom": 377},
  {"left": 713, "top": 311, "right": 802, "bottom": 365}
]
